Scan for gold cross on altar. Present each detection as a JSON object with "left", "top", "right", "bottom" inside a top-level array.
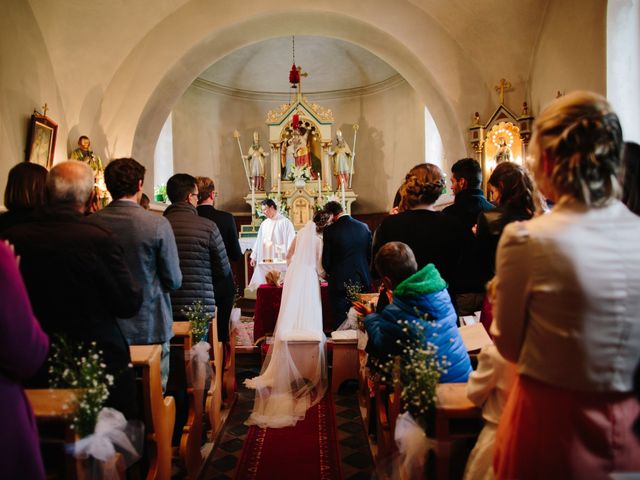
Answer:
[
  {"left": 494, "top": 79, "right": 512, "bottom": 104},
  {"left": 41, "top": 103, "right": 49, "bottom": 117}
]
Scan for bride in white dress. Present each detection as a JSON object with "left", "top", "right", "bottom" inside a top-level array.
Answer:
[{"left": 245, "top": 211, "right": 331, "bottom": 428}]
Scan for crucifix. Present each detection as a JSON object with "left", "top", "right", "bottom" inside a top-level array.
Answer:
[
  {"left": 41, "top": 103, "right": 49, "bottom": 117},
  {"left": 494, "top": 78, "right": 513, "bottom": 104}
]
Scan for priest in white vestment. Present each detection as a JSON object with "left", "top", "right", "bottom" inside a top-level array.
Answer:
[{"left": 248, "top": 198, "right": 295, "bottom": 289}]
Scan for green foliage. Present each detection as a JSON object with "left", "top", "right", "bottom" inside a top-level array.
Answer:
[
  {"left": 344, "top": 279, "right": 364, "bottom": 304},
  {"left": 182, "top": 299, "right": 210, "bottom": 343},
  {"left": 372, "top": 317, "right": 443, "bottom": 421},
  {"left": 48, "top": 336, "right": 114, "bottom": 438}
]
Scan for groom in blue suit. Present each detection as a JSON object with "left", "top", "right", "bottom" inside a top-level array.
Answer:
[{"left": 322, "top": 201, "right": 372, "bottom": 329}]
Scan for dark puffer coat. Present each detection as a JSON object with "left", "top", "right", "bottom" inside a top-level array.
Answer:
[{"left": 163, "top": 202, "right": 234, "bottom": 321}]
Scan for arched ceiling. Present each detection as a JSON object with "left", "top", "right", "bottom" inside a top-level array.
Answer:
[{"left": 198, "top": 36, "right": 399, "bottom": 93}]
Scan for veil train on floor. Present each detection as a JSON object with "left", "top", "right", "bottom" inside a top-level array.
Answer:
[{"left": 245, "top": 220, "right": 328, "bottom": 428}]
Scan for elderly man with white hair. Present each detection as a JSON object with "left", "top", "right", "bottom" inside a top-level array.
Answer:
[{"left": 3, "top": 161, "right": 142, "bottom": 419}]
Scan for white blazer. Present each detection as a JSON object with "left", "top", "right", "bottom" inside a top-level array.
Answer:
[{"left": 491, "top": 198, "right": 640, "bottom": 392}]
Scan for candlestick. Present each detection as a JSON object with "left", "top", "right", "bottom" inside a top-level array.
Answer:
[{"left": 251, "top": 184, "right": 256, "bottom": 220}]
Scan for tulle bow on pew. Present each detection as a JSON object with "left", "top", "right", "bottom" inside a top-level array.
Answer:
[
  {"left": 394, "top": 412, "right": 436, "bottom": 480},
  {"left": 187, "top": 340, "right": 214, "bottom": 393},
  {"left": 67, "top": 407, "right": 144, "bottom": 479}
]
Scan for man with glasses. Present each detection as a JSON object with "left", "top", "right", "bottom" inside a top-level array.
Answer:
[
  {"left": 195, "top": 176, "right": 241, "bottom": 346},
  {"left": 163, "top": 173, "right": 235, "bottom": 331}
]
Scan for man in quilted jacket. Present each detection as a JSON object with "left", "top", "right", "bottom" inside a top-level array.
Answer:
[{"left": 163, "top": 174, "right": 235, "bottom": 333}]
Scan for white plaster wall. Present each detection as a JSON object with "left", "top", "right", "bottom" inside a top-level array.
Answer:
[
  {"left": 0, "top": 0, "right": 610, "bottom": 206},
  {"left": 0, "top": 0, "right": 68, "bottom": 199},
  {"left": 529, "top": 0, "right": 607, "bottom": 114},
  {"left": 607, "top": 0, "right": 640, "bottom": 143},
  {"left": 171, "top": 80, "right": 424, "bottom": 214}
]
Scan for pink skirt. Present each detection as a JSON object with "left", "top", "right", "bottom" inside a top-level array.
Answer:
[{"left": 494, "top": 375, "right": 640, "bottom": 480}]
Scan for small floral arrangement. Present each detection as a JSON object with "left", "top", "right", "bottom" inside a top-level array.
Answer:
[
  {"left": 48, "top": 336, "right": 114, "bottom": 437},
  {"left": 372, "top": 317, "right": 443, "bottom": 422},
  {"left": 182, "top": 299, "right": 210, "bottom": 343},
  {"left": 288, "top": 165, "right": 312, "bottom": 181},
  {"left": 344, "top": 279, "right": 364, "bottom": 304}
]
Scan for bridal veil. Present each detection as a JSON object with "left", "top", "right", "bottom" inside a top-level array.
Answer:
[{"left": 245, "top": 220, "right": 328, "bottom": 428}]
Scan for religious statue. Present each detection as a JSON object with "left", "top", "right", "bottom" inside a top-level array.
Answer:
[
  {"left": 281, "top": 137, "right": 296, "bottom": 178},
  {"left": 70, "top": 135, "right": 103, "bottom": 174},
  {"left": 328, "top": 129, "right": 353, "bottom": 188},
  {"left": 495, "top": 137, "right": 512, "bottom": 164},
  {"left": 292, "top": 127, "right": 311, "bottom": 171},
  {"left": 245, "top": 131, "right": 267, "bottom": 191}
]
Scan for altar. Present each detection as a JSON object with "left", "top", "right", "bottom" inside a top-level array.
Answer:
[{"left": 236, "top": 63, "right": 360, "bottom": 297}]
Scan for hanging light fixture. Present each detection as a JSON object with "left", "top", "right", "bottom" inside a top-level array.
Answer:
[{"left": 289, "top": 35, "right": 300, "bottom": 87}]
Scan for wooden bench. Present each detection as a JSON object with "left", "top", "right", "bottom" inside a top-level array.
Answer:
[
  {"left": 433, "top": 383, "right": 483, "bottom": 480},
  {"left": 329, "top": 335, "right": 359, "bottom": 393},
  {"left": 206, "top": 315, "right": 223, "bottom": 439},
  {"left": 129, "top": 344, "right": 175, "bottom": 480},
  {"left": 27, "top": 389, "right": 127, "bottom": 479},
  {"left": 169, "top": 321, "right": 204, "bottom": 479}
]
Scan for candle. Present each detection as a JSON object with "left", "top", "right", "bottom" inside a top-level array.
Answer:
[
  {"left": 317, "top": 174, "right": 322, "bottom": 195},
  {"left": 277, "top": 176, "right": 281, "bottom": 198},
  {"left": 341, "top": 181, "right": 346, "bottom": 208},
  {"left": 251, "top": 184, "right": 256, "bottom": 219},
  {"left": 264, "top": 240, "right": 273, "bottom": 260}
]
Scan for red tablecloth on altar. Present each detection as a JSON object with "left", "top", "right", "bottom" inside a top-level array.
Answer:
[{"left": 253, "top": 283, "right": 334, "bottom": 342}]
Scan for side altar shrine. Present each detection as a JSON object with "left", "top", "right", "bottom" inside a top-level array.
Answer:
[{"left": 236, "top": 65, "right": 359, "bottom": 242}]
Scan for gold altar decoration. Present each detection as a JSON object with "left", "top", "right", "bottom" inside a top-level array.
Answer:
[
  {"left": 239, "top": 63, "right": 357, "bottom": 239},
  {"left": 469, "top": 78, "right": 534, "bottom": 190}
]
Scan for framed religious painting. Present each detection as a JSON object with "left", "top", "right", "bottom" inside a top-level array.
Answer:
[{"left": 25, "top": 113, "right": 57, "bottom": 169}]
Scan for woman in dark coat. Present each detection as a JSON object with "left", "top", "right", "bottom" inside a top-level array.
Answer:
[
  {"left": 372, "top": 163, "right": 470, "bottom": 290},
  {"left": 476, "top": 161, "right": 537, "bottom": 284}
]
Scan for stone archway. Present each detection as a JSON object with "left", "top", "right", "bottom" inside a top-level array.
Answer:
[{"left": 98, "top": 0, "right": 487, "bottom": 183}]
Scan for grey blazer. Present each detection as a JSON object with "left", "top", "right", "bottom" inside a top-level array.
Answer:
[{"left": 88, "top": 200, "right": 182, "bottom": 344}]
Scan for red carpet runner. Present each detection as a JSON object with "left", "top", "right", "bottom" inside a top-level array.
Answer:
[{"left": 234, "top": 394, "right": 342, "bottom": 480}]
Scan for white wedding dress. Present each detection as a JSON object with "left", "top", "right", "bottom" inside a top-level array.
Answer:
[{"left": 245, "top": 221, "right": 328, "bottom": 428}]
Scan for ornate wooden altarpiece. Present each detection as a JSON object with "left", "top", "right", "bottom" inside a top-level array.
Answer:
[
  {"left": 240, "top": 74, "right": 357, "bottom": 238},
  {"left": 468, "top": 79, "right": 534, "bottom": 192}
]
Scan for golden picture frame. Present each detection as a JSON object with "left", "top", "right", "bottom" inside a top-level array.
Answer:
[{"left": 26, "top": 113, "right": 58, "bottom": 170}]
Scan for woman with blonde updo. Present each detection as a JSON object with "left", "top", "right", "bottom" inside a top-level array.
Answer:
[
  {"left": 372, "top": 163, "right": 471, "bottom": 288},
  {"left": 492, "top": 92, "right": 640, "bottom": 478}
]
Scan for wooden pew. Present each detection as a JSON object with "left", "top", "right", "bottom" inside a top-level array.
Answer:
[
  {"left": 169, "top": 321, "right": 204, "bottom": 479},
  {"left": 373, "top": 370, "right": 402, "bottom": 463},
  {"left": 433, "top": 383, "right": 483, "bottom": 480},
  {"left": 206, "top": 315, "right": 223, "bottom": 439},
  {"left": 27, "top": 389, "right": 81, "bottom": 480},
  {"left": 129, "top": 344, "right": 176, "bottom": 480},
  {"left": 27, "top": 389, "right": 127, "bottom": 479},
  {"left": 330, "top": 331, "right": 359, "bottom": 393}
]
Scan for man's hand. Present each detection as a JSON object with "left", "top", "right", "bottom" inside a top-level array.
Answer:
[{"left": 250, "top": 258, "right": 256, "bottom": 267}]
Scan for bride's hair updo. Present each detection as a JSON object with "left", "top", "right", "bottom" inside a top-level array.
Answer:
[
  {"left": 313, "top": 210, "right": 331, "bottom": 232},
  {"left": 529, "top": 91, "right": 623, "bottom": 206},
  {"left": 398, "top": 163, "right": 445, "bottom": 212}
]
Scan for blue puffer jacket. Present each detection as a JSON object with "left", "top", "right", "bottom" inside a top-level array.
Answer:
[{"left": 365, "top": 264, "right": 472, "bottom": 382}]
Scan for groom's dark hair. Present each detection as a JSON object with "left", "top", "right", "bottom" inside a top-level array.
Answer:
[
  {"left": 323, "top": 201, "right": 343, "bottom": 216},
  {"left": 374, "top": 242, "right": 418, "bottom": 288}
]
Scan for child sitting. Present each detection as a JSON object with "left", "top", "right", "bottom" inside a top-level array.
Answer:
[{"left": 364, "top": 241, "right": 471, "bottom": 382}]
